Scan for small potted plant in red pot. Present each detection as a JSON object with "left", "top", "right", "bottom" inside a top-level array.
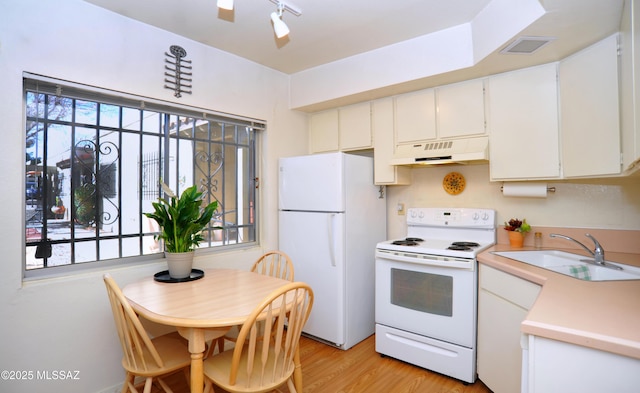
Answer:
[{"left": 504, "top": 218, "right": 531, "bottom": 248}]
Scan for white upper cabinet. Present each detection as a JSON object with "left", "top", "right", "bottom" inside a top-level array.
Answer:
[
  {"left": 559, "top": 34, "right": 621, "bottom": 177},
  {"left": 488, "top": 63, "right": 561, "bottom": 180},
  {"left": 309, "top": 109, "right": 339, "bottom": 153},
  {"left": 394, "top": 89, "right": 437, "bottom": 144},
  {"left": 372, "top": 98, "right": 411, "bottom": 185},
  {"left": 338, "top": 102, "right": 373, "bottom": 150},
  {"left": 309, "top": 103, "right": 373, "bottom": 154},
  {"left": 436, "top": 79, "right": 486, "bottom": 138},
  {"left": 620, "top": 0, "right": 640, "bottom": 174},
  {"left": 395, "top": 80, "right": 485, "bottom": 146}
]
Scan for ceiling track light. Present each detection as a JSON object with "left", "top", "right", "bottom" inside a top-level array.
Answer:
[
  {"left": 215, "top": 0, "right": 301, "bottom": 39},
  {"left": 217, "top": 0, "right": 234, "bottom": 10},
  {"left": 268, "top": 0, "right": 301, "bottom": 17},
  {"left": 269, "top": 0, "right": 301, "bottom": 38},
  {"left": 270, "top": 4, "right": 289, "bottom": 38}
]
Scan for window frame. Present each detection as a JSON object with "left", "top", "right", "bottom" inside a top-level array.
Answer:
[{"left": 23, "top": 74, "right": 264, "bottom": 279}]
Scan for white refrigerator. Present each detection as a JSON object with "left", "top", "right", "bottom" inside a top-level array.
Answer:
[{"left": 278, "top": 152, "right": 386, "bottom": 350}]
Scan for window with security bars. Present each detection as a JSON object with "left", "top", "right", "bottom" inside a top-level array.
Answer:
[{"left": 24, "top": 77, "right": 261, "bottom": 276}]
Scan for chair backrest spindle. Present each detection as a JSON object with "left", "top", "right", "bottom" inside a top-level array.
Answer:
[
  {"left": 103, "top": 274, "right": 164, "bottom": 371},
  {"left": 227, "top": 282, "right": 313, "bottom": 390},
  {"left": 251, "top": 250, "right": 294, "bottom": 281}
]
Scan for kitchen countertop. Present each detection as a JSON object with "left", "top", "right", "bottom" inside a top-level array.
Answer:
[{"left": 478, "top": 245, "right": 640, "bottom": 360}]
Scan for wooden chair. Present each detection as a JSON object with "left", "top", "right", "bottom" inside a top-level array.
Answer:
[
  {"left": 103, "top": 273, "right": 192, "bottom": 393},
  {"left": 212, "top": 251, "right": 295, "bottom": 355},
  {"left": 250, "top": 250, "right": 295, "bottom": 281},
  {"left": 203, "top": 282, "right": 314, "bottom": 393}
]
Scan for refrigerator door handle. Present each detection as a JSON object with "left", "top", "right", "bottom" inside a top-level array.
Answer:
[{"left": 328, "top": 213, "right": 336, "bottom": 267}]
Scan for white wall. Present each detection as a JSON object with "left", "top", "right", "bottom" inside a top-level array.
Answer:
[{"left": 0, "top": 1, "right": 306, "bottom": 392}]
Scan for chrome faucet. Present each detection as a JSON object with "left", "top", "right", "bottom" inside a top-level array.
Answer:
[{"left": 549, "top": 233, "right": 605, "bottom": 265}]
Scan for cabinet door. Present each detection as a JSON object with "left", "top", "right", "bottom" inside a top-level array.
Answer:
[
  {"left": 620, "top": 0, "right": 640, "bottom": 172},
  {"left": 478, "top": 289, "right": 528, "bottom": 393},
  {"left": 488, "top": 63, "right": 561, "bottom": 180},
  {"left": 309, "top": 110, "right": 339, "bottom": 153},
  {"left": 394, "top": 89, "right": 436, "bottom": 144},
  {"left": 372, "top": 98, "right": 411, "bottom": 185},
  {"left": 477, "top": 264, "right": 541, "bottom": 393},
  {"left": 339, "top": 102, "right": 372, "bottom": 150},
  {"left": 526, "top": 336, "right": 640, "bottom": 393},
  {"left": 559, "top": 34, "right": 621, "bottom": 177},
  {"left": 437, "top": 79, "right": 486, "bottom": 138}
]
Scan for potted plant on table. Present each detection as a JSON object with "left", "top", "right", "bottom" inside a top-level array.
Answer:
[
  {"left": 504, "top": 218, "right": 531, "bottom": 248},
  {"left": 144, "top": 183, "right": 219, "bottom": 279}
]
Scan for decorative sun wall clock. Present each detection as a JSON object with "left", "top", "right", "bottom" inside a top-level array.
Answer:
[{"left": 443, "top": 172, "right": 466, "bottom": 195}]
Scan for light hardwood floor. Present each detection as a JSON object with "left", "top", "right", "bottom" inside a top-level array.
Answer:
[{"left": 151, "top": 334, "right": 492, "bottom": 393}]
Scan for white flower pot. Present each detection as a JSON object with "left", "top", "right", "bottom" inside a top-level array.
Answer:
[{"left": 165, "top": 251, "right": 195, "bottom": 279}]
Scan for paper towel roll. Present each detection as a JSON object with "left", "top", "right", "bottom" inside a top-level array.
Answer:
[{"left": 502, "top": 182, "right": 548, "bottom": 198}]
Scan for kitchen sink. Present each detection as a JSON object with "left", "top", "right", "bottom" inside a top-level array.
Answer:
[{"left": 491, "top": 250, "right": 640, "bottom": 281}]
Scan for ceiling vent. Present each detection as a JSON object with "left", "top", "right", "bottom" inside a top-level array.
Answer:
[{"left": 500, "top": 36, "right": 556, "bottom": 55}]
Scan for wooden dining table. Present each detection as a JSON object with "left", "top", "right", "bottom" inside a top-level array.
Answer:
[{"left": 122, "top": 268, "right": 302, "bottom": 393}]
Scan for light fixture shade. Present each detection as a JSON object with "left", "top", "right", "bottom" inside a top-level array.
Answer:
[
  {"left": 217, "top": 0, "right": 234, "bottom": 10},
  {"left": 270, "top": 12, "right": 290, "bottom": 38}
]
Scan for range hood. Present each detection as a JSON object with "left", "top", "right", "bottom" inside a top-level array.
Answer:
[{"left": 391, "top": 136, "right": 489, "bottom": 166}]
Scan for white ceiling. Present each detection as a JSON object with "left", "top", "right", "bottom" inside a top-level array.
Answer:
[{"left": 82, "top": 0, "right": 624, "bottom": 109}]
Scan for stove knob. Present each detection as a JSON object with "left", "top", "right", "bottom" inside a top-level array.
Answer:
[
  {"left": 482, "top": 212, "right": 490, "bottom": 221},
  {"left": 472, "top": 212, "right": 480, "bottom": 221}
]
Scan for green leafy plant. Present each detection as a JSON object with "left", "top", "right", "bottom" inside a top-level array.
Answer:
[
  {"left": 504, "top": 218, "right": 531, "bottom": 233},
  {"left": 144, "top": 184, "right": 219, "bottom": 253},
  {"left": 74, "top": 183, "right": 97, "bottom": 225}
]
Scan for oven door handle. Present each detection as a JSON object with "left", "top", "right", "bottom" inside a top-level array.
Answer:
[
  {"left": 375, "top": 249, "right": 475, "bottom": 270},
  {"left": 328, "top": 213, "right": 336, "bottom": 267}
]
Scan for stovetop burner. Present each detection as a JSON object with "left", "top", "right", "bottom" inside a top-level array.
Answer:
[
  {"left": 447, "top": 241, "right": 481, "bottom": 251},
  {"left": 392, "top": 240, "right": 419, "bottom": 246},
  {"left": 391, "top": 237, "right": 424, "bottom": 246},
  {"left": 451, "top": 241, "right": 480, "bottom": 247},
  {"left": 376, "top": 208, "right": 496, "bottom": 259},
  {"left": 447, "top": 245, "right": 473, "bottom": 251}
]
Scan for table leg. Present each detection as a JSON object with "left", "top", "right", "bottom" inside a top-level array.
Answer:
[
  {"left": 178, "top": 327, "right": 206, "bottom": 393},
  {"left": 190, "top": 351, "right": 204, "bottom": 393},
  {"left": 293, "top": 346, "right": 303, "bottom": 392}
]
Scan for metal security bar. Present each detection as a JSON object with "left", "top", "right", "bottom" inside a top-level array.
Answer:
[{"left": 24, "top": 77, "right": 260, "bottom": 274}]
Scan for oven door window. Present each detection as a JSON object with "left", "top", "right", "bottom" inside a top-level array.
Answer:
[{"left": 391, "top": 268, "right": 453, "bottom": 317}]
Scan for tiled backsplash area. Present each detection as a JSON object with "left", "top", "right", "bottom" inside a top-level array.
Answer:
[
  {"left": 385, "top": 164, "right": 640, "bottom": 252},
  {"left": 496, "top": 226, "right": 640, "bottom": 254}
]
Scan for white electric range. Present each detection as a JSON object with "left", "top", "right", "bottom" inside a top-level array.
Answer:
[{"left": 375, "top": 207, "right": 496, "bottom": 383}]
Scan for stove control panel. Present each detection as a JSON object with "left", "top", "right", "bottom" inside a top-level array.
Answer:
[{"left": 407, "top": 208, "right": 495, "bottom": 228}]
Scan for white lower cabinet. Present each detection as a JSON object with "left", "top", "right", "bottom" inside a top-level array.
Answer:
[
  {"left": 477, "top": 264, "right": 541, "bottom": 393},
  {"left": 523, "top": 335, "right": 640, "bottom": 393}
]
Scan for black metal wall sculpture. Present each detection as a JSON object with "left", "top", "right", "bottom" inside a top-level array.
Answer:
[{"left": 164, "top": 45, "right": 192, "bottom": 98}]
